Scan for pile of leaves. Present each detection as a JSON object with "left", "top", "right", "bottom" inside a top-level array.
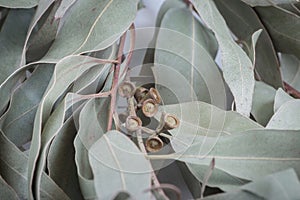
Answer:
[{"left": 0, "top": 0, "right": 300, "bottom": 199}]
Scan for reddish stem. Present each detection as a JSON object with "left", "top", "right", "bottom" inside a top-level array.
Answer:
[
  {"left": 107, "top": 32, "right": 127, "bottom": 131},
  {"left": 284, "top": 81, "right": 300, "bottom": 99}
]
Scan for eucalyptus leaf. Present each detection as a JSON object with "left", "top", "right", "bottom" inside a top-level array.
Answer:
[
  {"left": 55, "top": 0, "right": 77, "bottom": 19},
  {"left": 72, "top": 44, "right": 117, "bottom": 95},
  {"left": 0, "top": 175, "right": 19, "bottom": 200},
  {"left": 0, "top": 9, "right": 34, "bottom": 84},
  {"left": 187, "top": 163, "right": 249, "bottom": 192},
  {"left": 141, "top": 0, "right": 186, "bottom": 76},
  {"left": 27, "top": 55, "right": 113, "bottom": 199},
  {"left": 0, "top": 130, "right": 70, "bottom": 199},
  {"left": 0, "top": 64, "right": 54, "bottom": 148},
  {"left": 203, "top": 169, "right": 300, "bottom": 200},
  {"left": 41, "top": 0, "right": 138, "bottom": 62},
  {"left": 280, "top": 54, "right": 300, "bottom": 91},
  {"left": 251, "top": 81, "right": 276, "bottom": 126},
  {"left": 29, "top": 93, "right": 86, "bottom": 199},
  {"left": 214, "top": 0, "right": 282, "bottom": 88},
  {"left": 89, "top": 130, "right": 152, "bottom": 200},
  {"left": 241, "top": 0, "right": 298, "bottom": 6},
  {"left": 26, "top": 0, "right": 61, "bottom": 62},
  {"left": 47, "top": 116, "right": 84, "bottom": 200},
  {"left": 0, "top": 0, "right": 38, "bottom": 8},
  {"left": 20, "top": 0, "right": 57, "bottom": 66},
  {"left": 267, "top": 100, "right": 300, "bottom": 130},
  {"left": 256, "top": 6, "right": 300, "bottom": 59},
  {"left": 154, "top": 7, "right": 226, "bottom": 108},
  {"left": 165, "top": 129, "right": 300, "bottom": 183},
  {"left": 74, "top": 97, "right": 110, "bottom": 199},
  {"left": 192, "top": 0, "right": 256, "bottom": 116},
  {"left": 273, "top": 88, "right": 293, "bottom": 112}
]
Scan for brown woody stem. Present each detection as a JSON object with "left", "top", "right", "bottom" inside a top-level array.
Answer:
[
  {"left": 284, "top": 81, "right": 300, "bottom": 99},
  {"left": 107, "top": 32, "right": 127, "bottom": 131}
]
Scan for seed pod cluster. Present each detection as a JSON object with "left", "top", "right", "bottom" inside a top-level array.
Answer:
[{"left": 118, "top": 81, "right": 180, "bottom": 153}]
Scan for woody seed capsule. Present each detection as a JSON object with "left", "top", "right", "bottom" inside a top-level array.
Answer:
[
  {"left": 125, "top": 116, "right": 142, "bottom": 132},
  {"left": 146, "top": 136, "right": 164, "bottom": 152},
  {"left": 142, "top": 99, "right": 158, "bottom": 117},
  {"left": 118, "top": 81, "right": 136, "bottom": 98}
]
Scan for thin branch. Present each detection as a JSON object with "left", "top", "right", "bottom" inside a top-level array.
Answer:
[
  {"left": 284, "top": 81, "right": 300, "bottom": 99},
  {"left": 121, "top": 23, "right": 136, "bottom": 81},
  {"left": 107, "top": 32, "right": 127, "bottom": 131}
]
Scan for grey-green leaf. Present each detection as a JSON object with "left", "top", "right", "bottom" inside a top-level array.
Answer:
[
  {"left": 41, "top": 0, "right": 138, "bottom": 62},
  {"left": 273, "top": 88, "right": 294, "bottom": 112},
  {"left": 0, "top": 130, "right": 70, "bottom": 199},
  {"left": 256, "top": 6, "right": 300, "bottom": 59},
  {"left": 47, "top": 117, "right": 84, "bottom": 200},
  {"left": 241, "top": 0, "right": 298, "bottom": 6},
  {"left": 89, "top": 130, "right": 152, "bottom": 200},
  {"left": 203, "top": 169, "right": 300, "bottom": 200},
  {"left": 174, "top": 129, "right": 300, "bottom": 182},
  {"left": 192, "top": 0, "right": 256, "bottom": 116},
  {"left": 0, "top": 176, "right": 19, "bottom": 200},
  {"left": 214, "top": 0, "right": 282, "bottom": 88},
  {"left": 251, "top": 81, "right": 276, "bottom": 126},
  {"left": 0, "top": 9, "right": 34, "bottom": 84},
  {"left": 0, "top": 64, "right": 54, "bottom": 148},
  {"left": 0, "top": 0, "right": 38, "bottom": 8},
  {"left": 280, "top": 54, "right": 300, "bottom": 91},
  {"left": 154, "top": 7, "right": 226, "bottom": 108},
  {"left": 267, "top": 100, "right": 300, "bottom": 130},
  {"left": 74, "top": 97, "right": 110, "bottom": 199}
]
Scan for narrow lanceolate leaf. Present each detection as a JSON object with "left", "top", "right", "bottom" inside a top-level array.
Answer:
[
  {"left": 20, "top": 0, "right": 57, "bottom": 66},
  {"left": 141, "top": 0, "right": 186, "bottom": 76},
  {"left": 251, "top": 81, "right": 276, "bottom": 126},
  {"left": 0, "top": 9, "right": 34, "bottom": 84},
  {"left": 41, "top": 0, "right": 139, "bottom": 62},
  {"left": 256, "top": 6, "right": 300, "bottom": 59},
  {"left": 240, "top": 0, "right": 298, "bottom": 6},
  {"left": 54, "top": 0, "right": 77, "bottom": 19},
  {"left": 74, "top": 98, "right": 110, "bottom": 199},
  {"left": 26, "top": 1, "right": 61, "bottom": 62},
  {"left": 0, "top": 64, "right": 54, "bottom": 148},
  {"left": 274, "top": 88, "right": 294, "bottom": 112},
  {"left": 280, "top": 54, "right": 300, "bottom": 91},
  {"left": 0, "top": 176, "right": 18, "bottom": 200},
  {"left": 89, "top": 130, "right": 152, "bottom": 200},
  {"left": 267, "top": 100, "right": 300, "bottom": 130},
  {"left": 192, "top": 0, "right": 257, "bottom": 116},
  {"left": 214, "top": 0, "right": 282, "bottom": 88},
  {"left": 0, "top": 0, "right": 38, "bottom": 8},
  {"left": 158, "top": 129, "right": 300, "bottom": 192},
  {"left": 29, "top": 93, "right": 85, "bottom": 200},
  {"left": 47, "top": 116, "right": 84, "bottom": 200},
  {"left": 203, "top": 169, "right": 300, "bottom": 200},
  {"left": 0, "top": 131, "right": 70, "bottom": 199},
  {"left": 154, "top": 7, "right": 226, "bottom": 108},
  {"left": 27, "top": 55, "right": 113, "bottom": 199}
]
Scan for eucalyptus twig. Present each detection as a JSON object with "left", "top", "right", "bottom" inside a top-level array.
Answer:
[
  {"left": 121, "top": 23, "right": 136, "bottom": 81},
  {"left": 107, "top": 32, "right": 127, "bottom": 131},
  {"left": 126, "top": 91, "right": 170, "bottom": 200},
  {"left": 284, "top": 81, "right": 300, "bottom": 99},
  {"left": 136, "top": 129, "right": 170, "bottom": 200},
  {"left": 144, "top": 184, "right": 181, "bottom": 200}
]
